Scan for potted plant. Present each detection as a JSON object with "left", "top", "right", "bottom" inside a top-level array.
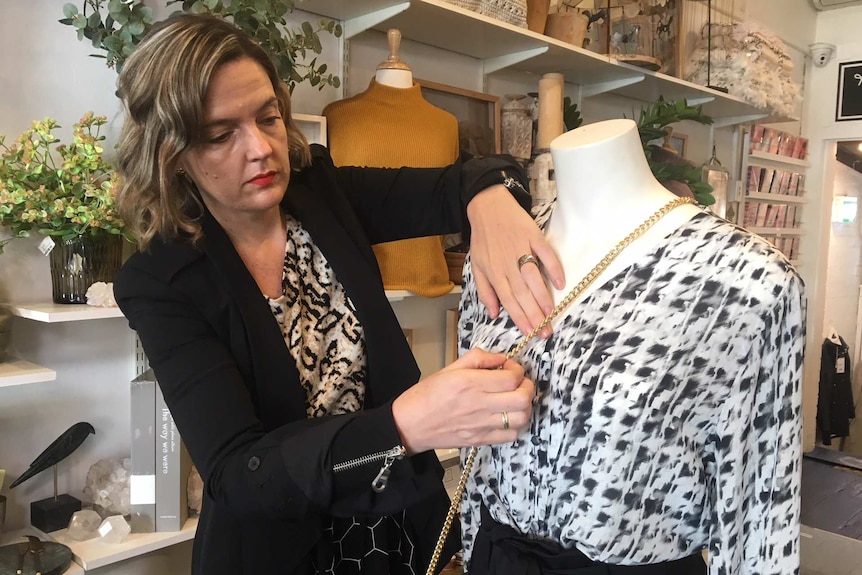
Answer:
[
  {"left": 0, "top": 113, "right": 130, "bottom": 304},
  {"left": 59, "top": 0, "right": 342, "bottom": 92},
  {"left": 635, "top": 96, "right": 716, "bottom": 206}
]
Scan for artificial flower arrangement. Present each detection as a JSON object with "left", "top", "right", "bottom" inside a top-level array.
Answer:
[{"left": 0, "top": 112, "right": 128, "bottom": 254}]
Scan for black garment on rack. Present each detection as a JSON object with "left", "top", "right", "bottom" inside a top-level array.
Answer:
[{"left": 817, "top": 336, "right": 855, "bottom": 445}]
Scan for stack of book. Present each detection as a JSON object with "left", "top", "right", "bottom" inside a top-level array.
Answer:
[
  {"left": 742, "top": 203, "right": 799, "bottom": 230},
  {"left": 129, "top": 369, "right": 193, "bottom": 533},
  {"left": 745, "top": 166, "right": 805, "bottom": 197},
  {"left": 749, "top": 126, "right": 809, "bottom": 160}
]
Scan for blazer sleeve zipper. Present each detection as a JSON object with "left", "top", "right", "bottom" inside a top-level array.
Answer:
[{"left": 332, "top": 445, "right": 406, "bottom": 493}]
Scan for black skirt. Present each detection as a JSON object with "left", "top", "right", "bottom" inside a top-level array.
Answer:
[{"left": 469, "top": 504, "right": 706, "bottom": 575}]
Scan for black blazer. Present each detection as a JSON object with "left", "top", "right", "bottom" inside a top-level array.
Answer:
[{"left": 114, "top": 145, "right": 529, "bottom": 574}]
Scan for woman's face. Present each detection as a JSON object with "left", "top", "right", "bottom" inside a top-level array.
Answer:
[{"left": 179, "top": 57, "right": 291, "bottom": 225}]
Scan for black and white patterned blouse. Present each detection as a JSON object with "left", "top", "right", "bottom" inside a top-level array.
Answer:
[
  {"left": 268, "top": 212, "right": 417, "bottom": 575},
  {"left": 458, "top": 204, "right": 806, "bottom": 575}
]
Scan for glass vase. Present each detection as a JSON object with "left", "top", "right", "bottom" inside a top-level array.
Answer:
[{"left": 49, "top": 233, "right": 123, "bottom": 304}]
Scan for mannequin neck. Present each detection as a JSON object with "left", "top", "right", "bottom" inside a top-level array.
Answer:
[
  {"left": 375, "top": 68, "right": 413, "bottom": 89},
  {"left": 544, "top": 119, "right": 701, "bottom": 308},
  {"left": 550, "top": 119, "right": 674, "bottom": 228}
]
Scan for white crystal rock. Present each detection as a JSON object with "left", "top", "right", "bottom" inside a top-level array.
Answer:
[
  {"left": 85, "top": 282, "right": 117, "bottom": 307},
  {"left": 98, "top": 515, "right": 131, "bottom": 544},
  {"left": 67, "top": 509, "right": 102, "bottom": 541},
  {"left": 84, "top": 458, "right": 132, "bottom": 516},
  {"left": 187, "top": 465, "right": 203, "bottom": 517}
]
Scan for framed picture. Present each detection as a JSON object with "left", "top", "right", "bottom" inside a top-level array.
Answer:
[
  {"left": 292, "top": 113, "right": 327, "bottom": 146},
  {"left": 666, "top": 132, "right": 688, "bottom": 157},
  {"left": 837, "top": 60, "right": 862, "bottom": 122},
  {"left": 416, "top": 79, "right": 501, "bottom": 156}
]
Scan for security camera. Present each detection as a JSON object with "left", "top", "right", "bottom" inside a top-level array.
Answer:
[{"left": 809, "top": 43, "right": 836, "bottom": 68}]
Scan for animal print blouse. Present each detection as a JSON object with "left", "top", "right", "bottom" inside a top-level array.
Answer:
[{"left": 458, "top": 205, "right": 806, "bottom": 575}]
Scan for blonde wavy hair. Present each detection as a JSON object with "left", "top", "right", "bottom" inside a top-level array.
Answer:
[{"left": 115, "top": 13, "right": 311, "bottom": 250}]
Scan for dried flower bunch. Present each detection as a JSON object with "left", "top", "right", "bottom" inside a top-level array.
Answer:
[{"left": 0, "top": 112, "right": 128, "bottom": 254}]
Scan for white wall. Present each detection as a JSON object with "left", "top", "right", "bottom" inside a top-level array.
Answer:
[
  {"left": 823, "top": 158, "right": 862, "bottom": 362},
  {"left": 799, "top": 5, "right": 862, "bottom": 449}
]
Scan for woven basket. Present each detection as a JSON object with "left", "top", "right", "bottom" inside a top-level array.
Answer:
[
  {"left": 477, "top": 0, "right": 527, "bottom": 27},
  {"left": 442, "top": 0, "right": 480, "bottom": 11},
  {"left": 442, "top": 0, "right": 527, "bottom": 28}
]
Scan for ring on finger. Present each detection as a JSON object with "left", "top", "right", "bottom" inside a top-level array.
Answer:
[
  {"left": 501, "top": 411, "right": 510, "bottom": 430},
  {"left": 517, "top": 253, "right": 539, "bottom": 271}
]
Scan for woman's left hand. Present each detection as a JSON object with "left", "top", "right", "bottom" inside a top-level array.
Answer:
[{"left": 467, "top": 185, "right": 564, "bottom": 338}]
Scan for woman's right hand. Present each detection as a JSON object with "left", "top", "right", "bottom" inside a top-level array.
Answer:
[{"left": 391, "top": 348, "right": 535, "bottom": 454}]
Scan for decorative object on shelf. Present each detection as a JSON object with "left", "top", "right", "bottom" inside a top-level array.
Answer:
[
  {"left": 596, "top": 1, "right": 678, "bottom": 74},
  {"left": 66, "top": 509, "right": 103, "bottom": 541},
  {"left": 635, "top": 96, "right": 716, "bottom": 206},
  {"left": 444, "top": 243, "right": 469, "bottom": 285},
  {"left": 544, "top": 4, "right": 589, "bottom": 48},
  {"left": 49, "top": 233, "right": 123, "bottom": 305},
  {"left": 526, "top": 0, "right": 551, "bottom": 32},
  {"left": 417, "top": 79, "right": 501, "bottom": 156},
  {"left": 501, "top": 94, "right": 534, "bottom": 161},
  {"left": 442, "top": 0, "right": 528, "bottom": 26},
  {"left": 0, "top": 536, "right": 72, "bottom": 575},
  {"left": 702, "top": 144, "right": 730, "bottom": 219},
  {"left": 477, "top": 0, "right": 529, "bottom": 27},
  {"left": 84, "top": 282, "right": 117, "bottom": 308},
  {"left": 98, "top": 515, "right": 131, "bottom": 544},
  {"left": 0, "top": 113, "right": 129, "bottom": 255},
  {"left": 59, "top": 0, "right": 342, "bottom": 93},
  {"left": 684, "top": 18, "right": 801, "bottom": 117},
  {"left": 662, "top": 129, "right": 687, "bottom": 156},
  {"left": 10, "top": 422, "right": 95, "bottom": 533},
  {"left": 83, "top": 458, "right": 131, "bottom": 518},
  {"left": 187, "top": 465, "right": 203, "bottom": 518},
  {"left": 536, "top": 72, "right": 565, "bottom": 151}
]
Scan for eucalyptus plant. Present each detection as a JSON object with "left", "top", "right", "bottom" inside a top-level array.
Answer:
[{"left": 60, "top": 0, "right": 342, "bottom": 92}]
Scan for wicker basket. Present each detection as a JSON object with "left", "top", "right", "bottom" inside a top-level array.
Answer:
[{"left": 442, "top": 0, "right": 527, "bottom": 28}]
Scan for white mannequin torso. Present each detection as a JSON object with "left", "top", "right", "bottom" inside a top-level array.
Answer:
[{"left": 544, "top": 119, "right": 701, "bottom": 309}]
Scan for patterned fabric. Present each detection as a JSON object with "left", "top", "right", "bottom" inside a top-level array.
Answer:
[
  {"left": 458, "top": 203, "right": 806, "bottom": 575},
  {"left": 268, "top": 212, "right": 417, "bottom": 574}
]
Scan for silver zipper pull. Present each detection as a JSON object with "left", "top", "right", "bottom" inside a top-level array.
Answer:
[{"left": 371, "top": 445, "right": 406, "bottom": 492}]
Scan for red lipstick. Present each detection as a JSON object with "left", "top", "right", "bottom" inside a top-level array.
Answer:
[{"left": 249, "top": 172, "right": 276, "bottom": 186}]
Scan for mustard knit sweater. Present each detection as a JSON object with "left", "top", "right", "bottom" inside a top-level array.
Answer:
[{"left": 322, "top": 79, "right": 459, "bottom": 297}]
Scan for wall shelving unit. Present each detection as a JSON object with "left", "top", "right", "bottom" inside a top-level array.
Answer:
[
  {"left": 736, "top": 127, "right": 809, "bottom": 267},
  {"left": 298, "top": 0, "right": 781, "bottom": 127}
]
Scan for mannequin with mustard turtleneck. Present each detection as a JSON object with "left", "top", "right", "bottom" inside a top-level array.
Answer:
[{"left": 322, "top": 29, "right": 459, "bottom": 297}]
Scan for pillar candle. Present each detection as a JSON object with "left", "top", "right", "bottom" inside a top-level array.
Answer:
[{"left": 536, "top": 72, "right": 565, "bottom": 150}]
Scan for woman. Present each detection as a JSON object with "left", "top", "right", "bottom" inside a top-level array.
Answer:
[{"left": 113, "top": 13, "right": 563, "bottom": 575}]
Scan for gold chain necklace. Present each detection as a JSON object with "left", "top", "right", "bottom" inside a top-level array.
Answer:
[{"left": 424, "top": 196, "right": 698, "bottom": 575}]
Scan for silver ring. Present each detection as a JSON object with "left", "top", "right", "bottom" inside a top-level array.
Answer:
[
  {"left": 501, "top": 411, "right": 510, "bottom": 430},
  {"left": 517, "top": 253, "right": 538, "bottom": 271}
]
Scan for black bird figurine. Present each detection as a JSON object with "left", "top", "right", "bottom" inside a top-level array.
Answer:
[{"left": 9, "top": 422, "right": 95, "bottom": 489}]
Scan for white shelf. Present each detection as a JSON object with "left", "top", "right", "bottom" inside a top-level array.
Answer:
[
  {"left": 1, "top": 527, "right": 85, "bottom": 574},
  {"left": 745, "top": 192, "right": 807, "bottom": 205},
  {"left": 300, "top": 0, "right": 774, "bottom": 126},
  {"left": 435, "top": 447, "right": 460, "bottom": 468},
  {"left": 35, "top": 517, "right": 197, "bottom": 572},
  {"left": 0, "top": 358, "right": 57, "bottom": 387},
  {"left": 386, "top": 285, "right": 462, "bottom": 303},
  {"left": 749, "top": 227, "right": 806, "bottom": 237},
  {"left": 11, "top": 303, "right": 124, "bottom": 323},
  {"left": 748, "top": 150, "right": 810, "bottom": 169}
]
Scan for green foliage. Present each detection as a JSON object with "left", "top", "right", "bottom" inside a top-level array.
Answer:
[
  {"left": 563, "top": 96, "right": 582, "bottom": 131},
  {"left": 635, "top": 97, "right": 716, "bottom": 206},
  {"left": 0, "top": 114, "right": 129, "bottom": 254},
  {"left": 59, "top": 0, "right": 342, "bottom": 92}
]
